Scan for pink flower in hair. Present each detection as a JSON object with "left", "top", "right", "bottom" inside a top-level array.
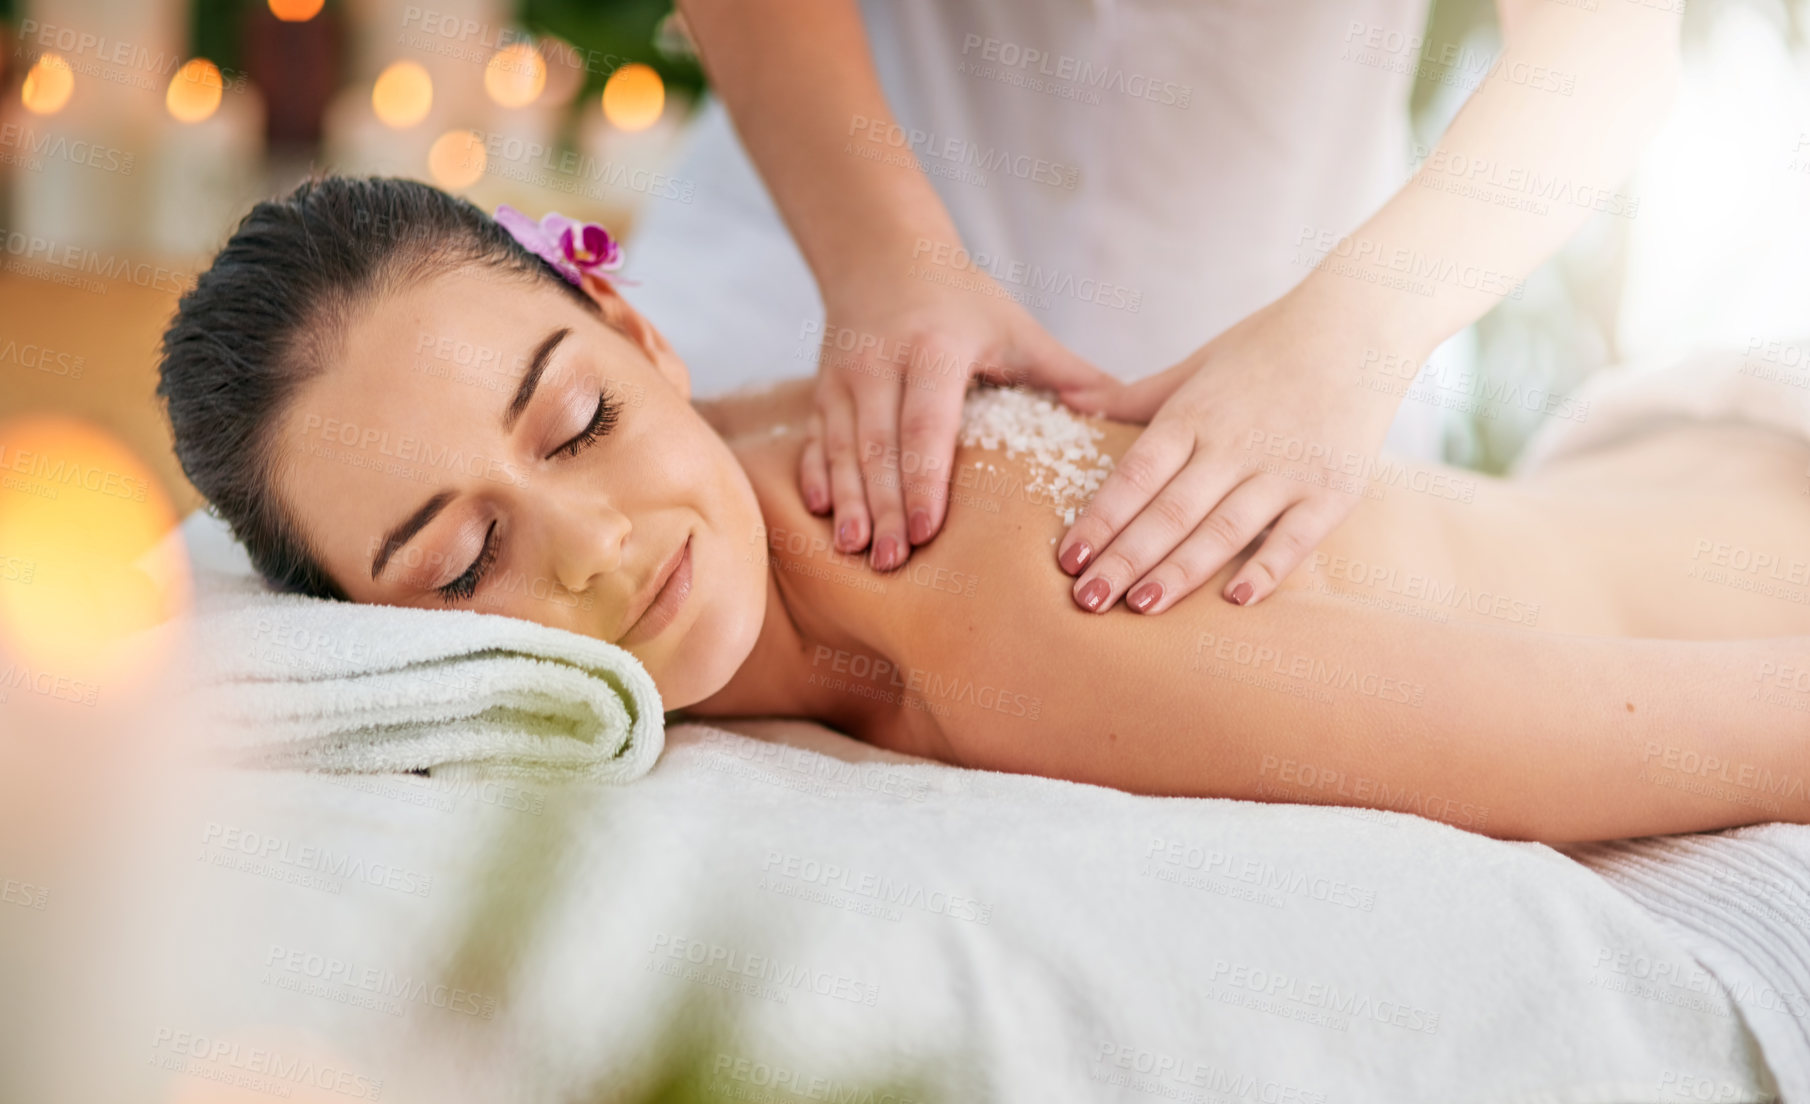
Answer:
[{"left": 494, "top": 204, "right": 624, "bottom": 287}]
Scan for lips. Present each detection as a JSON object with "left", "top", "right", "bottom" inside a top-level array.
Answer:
[{"left": 618, "top": 534, "right": 692, "bottom": 647}]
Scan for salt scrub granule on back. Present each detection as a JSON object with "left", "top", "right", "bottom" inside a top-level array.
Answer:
[{"left": 957, "top": 386, "right": 1115, "bottom": 525}]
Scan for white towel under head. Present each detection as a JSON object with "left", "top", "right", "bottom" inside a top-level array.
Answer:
[{"left": 178, "top": 564, "right": 664, "bottom": 783}]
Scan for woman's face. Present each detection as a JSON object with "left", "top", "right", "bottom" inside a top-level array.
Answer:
[{"left": 270, "top": 263, "right": 768, "bottom": 708}]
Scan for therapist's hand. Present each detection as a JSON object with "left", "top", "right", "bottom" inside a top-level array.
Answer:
[
  {"left": 1055, "top": 287, "right": 1409, "bottom": 613},
  {"left": 798, "top": 277, "right": 1112, "bottom": 571}
]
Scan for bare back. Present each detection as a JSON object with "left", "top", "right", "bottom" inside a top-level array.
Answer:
[{"left": 720, "top": 409, "right": 1810, "bottom": 770}]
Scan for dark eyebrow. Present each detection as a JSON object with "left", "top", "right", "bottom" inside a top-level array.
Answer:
[
  {"left": 368, "top": 328, "right": 566, "bottom": 583},
  {"left": 503, "top": 327, "right": 571, "bottom": 432},
  {"left": 371, "top": 490, "right": 454, "bottom": 581}
]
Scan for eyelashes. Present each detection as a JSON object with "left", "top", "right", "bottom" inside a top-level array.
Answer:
[
  {"left": 548, "top": 389, "right": 620, "bottom": 460},
  {"left": 439, "top": 519, "right": 498, "bottom": 603},
  {"left": 437, "top": 388, "right": 619, "bottom": 604}
]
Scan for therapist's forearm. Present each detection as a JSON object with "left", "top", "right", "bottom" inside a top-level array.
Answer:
[
  {"left": 1301, "top": 4, "right": 1682, "bottom": 355},
  {"left": 676, "top": 0, "right": 961, "bottom": 300}
]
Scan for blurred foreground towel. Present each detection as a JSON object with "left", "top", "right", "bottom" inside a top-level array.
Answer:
[{"left": 173, "top": 557, "right": 664, "bottom": 783}]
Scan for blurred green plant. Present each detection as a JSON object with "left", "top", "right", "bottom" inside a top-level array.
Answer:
[
  {"left": 523, "top": 0, "right": 704, "bottom": 98},
  {"left": 191, "top": 0, "right": 255, "bottom": 77},
  {"left": 574, "top": 1004, "right": 942, "bottom": 1104},
  {"left": 435, "top": 782, "right": 944, "bottom": 1103}
]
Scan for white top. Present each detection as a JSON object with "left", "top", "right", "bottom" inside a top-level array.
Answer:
[{"left": 624, "top": 0, "right": 1446, "bottom": 457}]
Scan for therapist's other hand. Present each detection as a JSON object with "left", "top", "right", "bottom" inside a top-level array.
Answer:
[
  {"left": 799, "top": 278, "right": 1111, "bottom": 571},
  {"left": 1054, "top": 291, "right": 1405, "bottom": 613}
]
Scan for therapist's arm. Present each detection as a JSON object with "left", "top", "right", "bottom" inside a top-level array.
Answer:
[
  {"left": 1311, "top": 0, "right": 1680, "bottom": 353},
  {"left": 676, "top": 0, "right": 1109, "bottom": 570},
  {"left": 1057, "top": 2, "right": 1682, "bottom": 614}
]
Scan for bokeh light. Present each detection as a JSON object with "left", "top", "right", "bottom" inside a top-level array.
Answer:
[
  {"left": 21, "top": 54, "right": 75, "bottom": 116},
  {"left": 537, "top": 36, "right": 585, "bottom": 107},
  {"left": 372, "top": 60, "right": 433, "bottom": 128},
  {"left": 484, "top": 42, "right": 547, "bottom": 109},
  {"left": 602, "top": 63, "right": 665, "bottom": 132},
  {"left": 0, "top": 417, "right": 190, "bottom": 685},
  {"left": 166, "top": 58, "right": 224, "bottom": 124},
  {"left": 268, "top": 0, "right": 326, "bottom": 20},
  {"left": 428, "top": 129, "right": 486, "bottom": 189}
]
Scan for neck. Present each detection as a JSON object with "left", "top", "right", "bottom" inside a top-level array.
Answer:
[{"left": 681, "top": 555, "right": 856, "bottom": 729}]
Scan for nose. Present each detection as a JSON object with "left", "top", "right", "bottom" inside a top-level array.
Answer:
[{"left": 550, "top": 499, "right": 631, "bottom": 596}]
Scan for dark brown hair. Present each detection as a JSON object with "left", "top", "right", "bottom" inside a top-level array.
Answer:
[{"left": 157, "top": 175, "right": 598, "bottom": 598}]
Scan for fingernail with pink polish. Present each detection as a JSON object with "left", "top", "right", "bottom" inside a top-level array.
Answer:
[
  {"left": 1229, "top": 581, "right": 1254, "bottom": 606},
  {"left": 805, "top": 487, "right": 827, "bottom": 513},
  {"left": 908, "top": 508, "right": 932, "bottom": 544},
  {"left": 872, "top": 535, "right": 901, "bottom": 571},
  {"left": 1077, "top": 577, "right": 1110, "bottom": 612},
  {"left": 1127, "top": 582, "right": 1161, "bottom": 613},
  {"left": 837, "top": 518, "right": 859, "bottom": 550},
  {"left": 1059, "top": 540, "right": 1093, "bottom": 575}
]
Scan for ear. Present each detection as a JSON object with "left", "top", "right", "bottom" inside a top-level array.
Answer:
[{"left": 578, "top": 272, "right": 690, "bottom": 402}]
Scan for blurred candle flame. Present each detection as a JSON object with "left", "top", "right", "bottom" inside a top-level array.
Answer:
[
  {"left": 0, "top": 417, "right": 190, "bottom": 690},
  {"left": 166, "top": 58, "right": 225, "bottom": 124},
  {"left": 428, "top": 129, "right": 486, "bottom": 189},
  {"left": 484, "top": 42, "right": 546, "bottom": 109},
  {"left": 372, "top": 60, "right": 433, "bottom": 129},
  {"left": 268, "top": 0, "right": 326, "bottom": 21},
  {"left": 21, "top": 53, "right": 74, "bottom": 116},
  {"left": 602, "top": 63, "right": 664, "bottom": 132}
]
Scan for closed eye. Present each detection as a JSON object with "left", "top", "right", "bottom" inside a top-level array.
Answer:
[
  {"left": 547, "top": 390, "right": 620, "bottom": 460},
  {"left": 438, "top": 519, "right": 499, "bottom": 603}
]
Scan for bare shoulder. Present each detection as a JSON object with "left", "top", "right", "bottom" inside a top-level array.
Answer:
[
  {"left": 722, "top": 401, "right": 1426, "bottom": 782},
  {"left": 724, "top": 413, "right": 1085, "bottom": 634},
  {"left": 720, "top": 387, "right": 1132, "bottom": 624},
  {"left": 863, "top": 417, "right": 1153, "bottom": 742}
]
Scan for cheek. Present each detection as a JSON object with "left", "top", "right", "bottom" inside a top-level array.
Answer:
[
  {"left": 686, "top": 427, "right": 764, "bottom": 586},
  {"left": 634, "top": 417, "right": 746, "bottom": 516},
  {"left": 702, "top": 431, "right": 766, "bottom": 538},
  {"left": 671, "top": 434, "right": 769, "bottom": 704}
]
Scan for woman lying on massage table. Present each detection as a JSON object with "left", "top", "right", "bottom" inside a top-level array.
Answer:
[{"left": 157, "top": 177, "right": 1810, "bottom": 843}]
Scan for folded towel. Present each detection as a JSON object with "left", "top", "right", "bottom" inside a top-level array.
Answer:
[
  {"left": 172, "top": 558, "right": 664, "bottom": 784},
  {"left": 1569, "top": 826, "right": 1810, "bottom": 1102}
]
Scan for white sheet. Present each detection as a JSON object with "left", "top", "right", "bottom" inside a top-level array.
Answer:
[
  {"left": 131, "top": 330, "right": 1810, "bottom": 1102},
  {"left": 36, "top": 718, "right": 1780, "bottom": 1103}
]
